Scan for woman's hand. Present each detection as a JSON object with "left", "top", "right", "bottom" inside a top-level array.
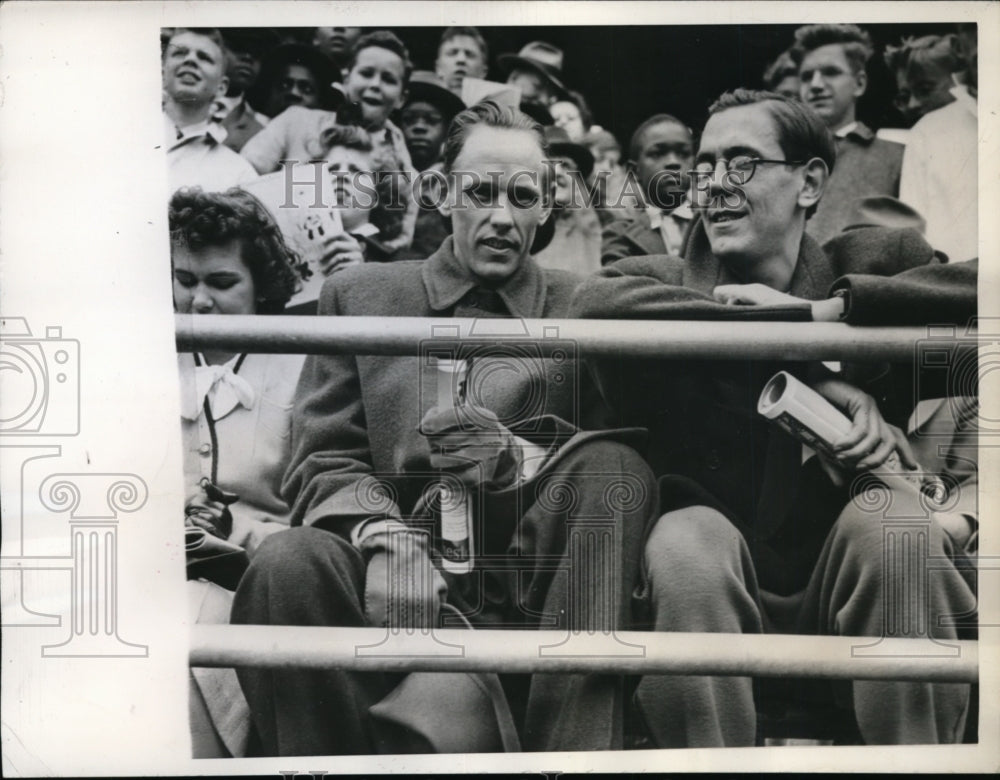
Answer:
[
  {"left": 811, "top": 377, "right": 918, "bottom": 484},
  {"left": 184, "top": 484, "right": 233, "bottom": 539},
  {"left": 317, "top": 232, "right": 365, "bottom": 276}
]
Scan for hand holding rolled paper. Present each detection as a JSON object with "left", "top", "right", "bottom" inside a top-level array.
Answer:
[{"left": 758, "top": 372, "right": 938, "bottom": 499}]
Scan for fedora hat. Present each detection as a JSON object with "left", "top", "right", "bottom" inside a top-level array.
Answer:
[
  {"left": 404, "top": 70, "right": 467, "bottom": 121},
  {"left": 843, "top": 195, "right": 927, "bottom": 233},
  {"left": 498, "top": 41, "right": 567, "bottom": 95}
]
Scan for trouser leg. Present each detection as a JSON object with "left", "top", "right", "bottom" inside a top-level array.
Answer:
[
  {"left": 505, "top": 439, "right": 657, "bottom": 752},
  {"left": 634, "top": 506, "right": 762, "bottom": 747},
  {"left": 230, "top": 526, "right": 395, "bottom": 756},
  {"left": 795, "top": 488, "right": 977, "bottom": 744}
]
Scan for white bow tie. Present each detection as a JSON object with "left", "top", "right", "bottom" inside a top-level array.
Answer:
[{"left": 181, "top": 361, "right": 256, "bottom": 422}]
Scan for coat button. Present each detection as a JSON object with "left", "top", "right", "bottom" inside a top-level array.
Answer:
[
  {"left": 706, "top": 449, "right": 722, "bottom": 470},
  {"left": 198, "top": 443, "right": 212, "bottom": 456}
]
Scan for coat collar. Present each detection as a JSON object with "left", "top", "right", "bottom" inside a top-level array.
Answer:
[
  {"left": 681, "top": 218, "right": 835, "bottom": 300},
  {"left": 421, "top": 236, "right": 547, "bottom": 318}
]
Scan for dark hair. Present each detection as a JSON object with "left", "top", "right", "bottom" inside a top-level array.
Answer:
[
  {"left": 346, "top": 30, "right": 413, "bottom": 82},
  {"left": 790, "top": 24, "right": 874, "bottom": 74},
  {"left": 553, "top": 89, "right": 594, "bottom": 131},
  {"left": 884, "top": 34, "right": 961, "bottom": 77},
  {"left": 628, "top": 113, "right": 692, "bottom": 163},
  {"left": 708, "top": 89, "right": 836, "bottom": 218},
  {"left": 311, "top": 124, "right": 404, "bottom": 242},
  {"left": 438, "top": 26, "right": 489, "bottom": 63},
  {"left": 762, "top": 49, "right": 798, "bottom": 90},
  {"left": 169, "top": 187, "right": 300, "bottom": 314},
  {"left": 441, "top": 99, "right": 547, "bottom": 173},
  {"left": 253, "top": 43, "right": 340, "bottom": 113}
]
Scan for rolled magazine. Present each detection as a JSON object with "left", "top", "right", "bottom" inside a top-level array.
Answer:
[{"left": 758, "top": 371, "right": 944, "bottom": 502}]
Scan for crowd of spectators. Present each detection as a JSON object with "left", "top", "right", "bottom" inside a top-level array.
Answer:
[{"left": 167, "top": 22, "right": 980, "bottom": 758}]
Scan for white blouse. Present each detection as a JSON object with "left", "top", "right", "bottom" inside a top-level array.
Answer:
[{"left": 179, "top": 351, "right": 306, "bottom": 556}]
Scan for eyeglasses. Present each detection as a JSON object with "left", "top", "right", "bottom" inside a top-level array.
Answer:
[{"left": 691, "top": 156, "right": 808, "bottom": 185}]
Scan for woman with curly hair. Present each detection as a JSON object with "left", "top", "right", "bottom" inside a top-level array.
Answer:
[{"left": 170, "top": 186, "right": 305, "bottom": 757}]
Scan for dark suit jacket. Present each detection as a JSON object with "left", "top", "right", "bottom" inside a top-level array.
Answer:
[
  {"left": 220, "top": 100, "right": 266, "bottom": 153},
  {"left": 282, "top": 238, "right": 613, "bottom": 535},
  {"left": 570, "top": 221, "right": 937, "bottom": 593},
  {"left": 601, "top": 212, "right": 668, "bottom": 266},
  {"left": 807, "top": 122, "right": 904, "bottom": 245}
]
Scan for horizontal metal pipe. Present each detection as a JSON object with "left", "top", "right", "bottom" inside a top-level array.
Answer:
[
  {"left": 190, "top": 626, "right": 977, "bottom": 682},
  {"left": 176, "top": 315, "right": 948, "bottom": 362}
]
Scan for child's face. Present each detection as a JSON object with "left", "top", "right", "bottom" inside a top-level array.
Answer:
[
  {"left": 343, "top": 46, "right": 407, "bottom": 128},
  {"left": 324, "top": 145, "right": 376, "bottom": 232}
]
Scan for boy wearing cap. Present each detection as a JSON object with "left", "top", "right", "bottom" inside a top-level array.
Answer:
[
  {"left": 398, "top": 71, "right": 466, "bottom": 258},
  {"left": 216, "top": 28, "right": 278, "bottom": 152}
]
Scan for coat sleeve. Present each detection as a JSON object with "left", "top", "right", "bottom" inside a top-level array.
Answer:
[
  {"left": 570, "top": 255, "right": 812, "bottom": 321},
  {"left": 240, "top": 107, "right": 294, "bottom": 174},
  {"left": 832, "top": 259, "right": 978, "bottom": 326},
  {"left": 600, "top": 217, "right": 637, "bottom": 267},
  {"left": 281, "top": 278, "right": 401, "bottom": 537}
]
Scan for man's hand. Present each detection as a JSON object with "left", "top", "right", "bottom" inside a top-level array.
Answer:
[
  {"left": 811, "top": 377, "right": 918, "bottom": 484},
  {"left": 712, "top": 284, "right": 844, "bottom": 320},
  {"left": 420, "top": 404, "right": 522, "bottom": 490},
  {"left": 317, "top": 232, "right": 365, "bottom": 276},
  {"left": 364, "top": 536, "right": 447, "bottom": 629},
  {"left": 713, "top": 283, "right": 806, "bottom": 307}
]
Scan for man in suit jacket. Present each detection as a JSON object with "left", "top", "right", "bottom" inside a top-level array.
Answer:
[
  {"left": 571, "top": 89, "right": 974, "bottom": 747},
  {"left": 600, "top": 115, "right": 696, "bottom": 265},
  {"left": 231, "top": 100, "right": 662, "bottom": 756},
  {"left": 790, "top": 24, "right": 904, "bottom": 245}
]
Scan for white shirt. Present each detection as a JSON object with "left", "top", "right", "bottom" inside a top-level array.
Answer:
[
  {"left": 899, "top": 85, "right": 978, "bottom": 263},
  {"left": 646, "top": 200, "right": 693, "bottom": 257},
  {"left": 164, "top": 113, "right": 258, "bottom": 193}
]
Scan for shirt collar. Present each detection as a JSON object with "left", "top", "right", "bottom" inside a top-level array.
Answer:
[
  {"left": 833, "top": 121, "right": 875, "bottom": 144},
  {"left": 422, "top": 236, "right": 547, "bottom": 318},
  {"left": 644, "top": 198, "right": 693, "bottom": 228},
  {"left": 164, "top": 113, "right": 228, "bottom": 148},
  {"left": 949, "top": 84, "right": 978, "bottom": 118},
  {"left": 834, "top": 121, "right": 858, "bottom": 138}
]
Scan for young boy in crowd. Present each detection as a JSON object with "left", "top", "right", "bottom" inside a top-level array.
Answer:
[
  {"left": 601, "top": 114, "right": 695, "bottom": 264},
  {"left": 397, "top": 71, "right": 466, "bottom": 258},
  {"left": 240, "top": 30, "right": 417, "bottom": 252},
  {"left": 242, "top": 124, "right": 401, "bottom": 312}
]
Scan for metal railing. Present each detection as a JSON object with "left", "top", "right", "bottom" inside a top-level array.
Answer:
[{"left": 179, "top": 314, "right": 978, "bottom": 684}]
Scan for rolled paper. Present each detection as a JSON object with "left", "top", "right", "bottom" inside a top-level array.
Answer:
[{"left": 758, "top": 371, "right": 943, "bottom": 502}]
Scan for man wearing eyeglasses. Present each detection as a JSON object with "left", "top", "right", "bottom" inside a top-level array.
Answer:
[{"left": 571, "top": 89, "right": 973, "bottom": 747}]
